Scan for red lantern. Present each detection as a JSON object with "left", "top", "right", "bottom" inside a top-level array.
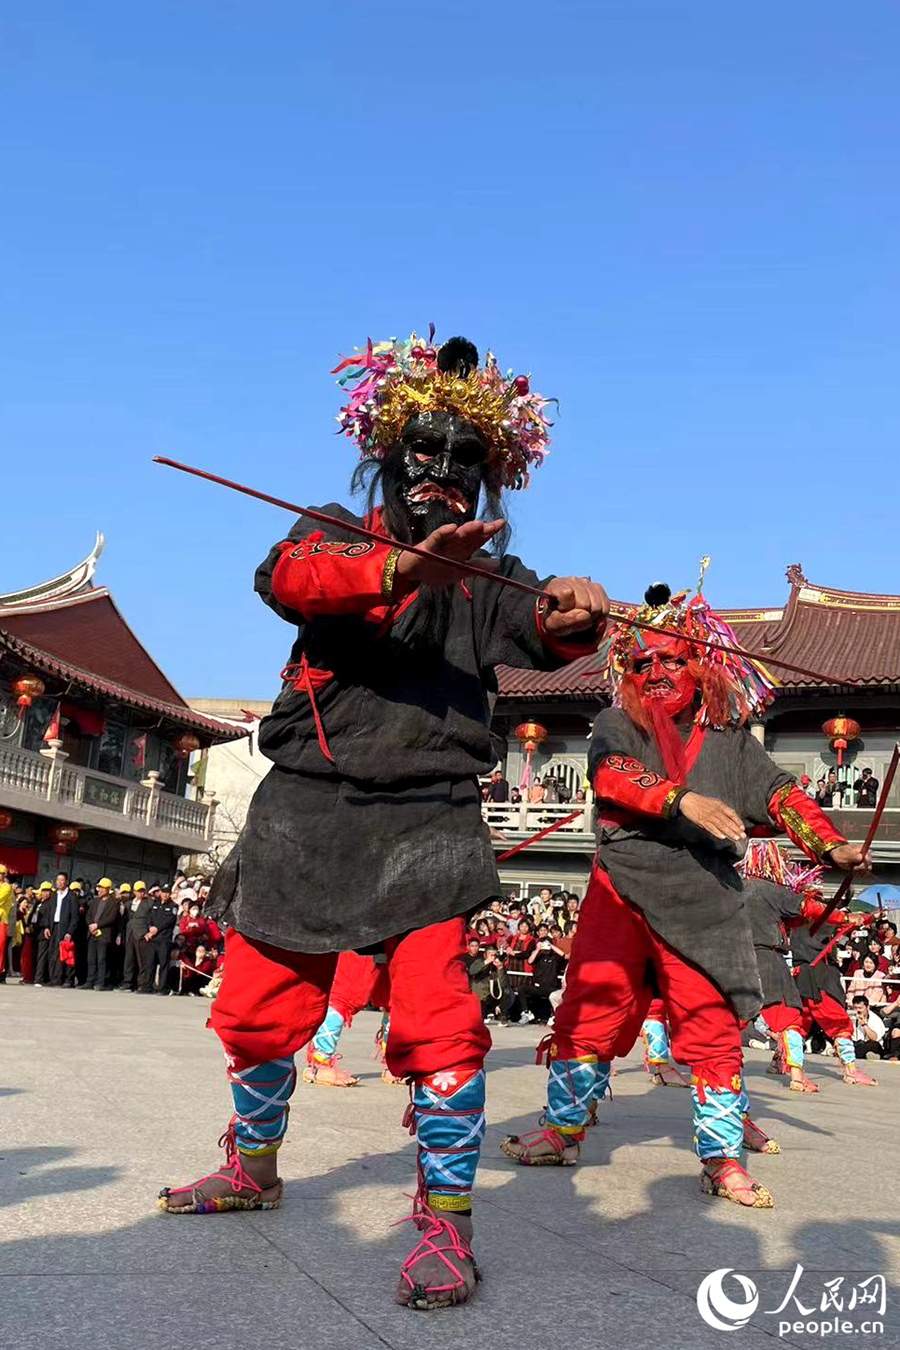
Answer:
[
  {"left": 0, "top": 810, "right": 11, "bottom": 834},
  {"left": 49, "top": 824, "right": 79, "bottom": 857},
  {"left": 173, "top": 732, "right": 201, "bottom": 761},
  {"left": 822, "top": 715, "right": 861, "bottom": 768},
  {"left": 12, "top": 674, "right": 45, "bottom": 719},
  {"left": 515, "top": 720, "right": 548, "bottom": 790}
]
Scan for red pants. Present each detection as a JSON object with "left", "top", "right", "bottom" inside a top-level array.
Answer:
[
  {"left": 645, "top": 997, "right": 667, "bottom": 1023},
  {"left": 760, "top": 1002, "right": 804, "bottom": 1034},
  {"left": 327, "top": 952, "right": 391, "bottom": 1025},
  {"left": 553, "top": 868, "right": 742, "bottom": 1089},
  {"left": 211, "top": 917, "right": 490, "bottom": 1078},
  {"left": 800, "top": 991, "right": 853, "bottom": 1042}
]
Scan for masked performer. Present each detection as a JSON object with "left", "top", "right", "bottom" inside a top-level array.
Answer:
[
  {"left": 301, "top": 951, "right": 392, "bottom": 1087},
  {"left": 158, "top": 331, "right": 608, "bottom": 1310},
  {"left": 739, "top": 840, "right": 866, "bottom": 1094},
  {"left": 502, "top": 574, "right": 868, "bottom": 1209},
  {"left": 791, "top": 909, "right": 878, "bottom": 1089}
]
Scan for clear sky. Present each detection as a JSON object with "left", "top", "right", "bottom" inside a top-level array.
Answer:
[{"left": 2, "top": 3, "right": 898, "bottom": 699}]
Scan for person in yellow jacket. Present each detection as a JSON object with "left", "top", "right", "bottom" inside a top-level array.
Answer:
[{"left": 0, "top": 863, "right": 15, "bottom": 984}]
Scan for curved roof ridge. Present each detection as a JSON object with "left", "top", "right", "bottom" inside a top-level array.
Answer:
[{"left": 0, "top": 533, "right": 105, "bottom": 610}]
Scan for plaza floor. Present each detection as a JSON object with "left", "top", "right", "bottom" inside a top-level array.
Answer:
[{"left": 1, "top": 985, "right": 898, "bottom": 1350}]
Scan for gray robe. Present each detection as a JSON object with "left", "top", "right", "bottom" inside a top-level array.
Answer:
[
  {"left": 744, "top": 877, "right": 803, "bottom": 1012},
  {"left": 589, "top": 708, "right": 792, "bottom": 1022}
]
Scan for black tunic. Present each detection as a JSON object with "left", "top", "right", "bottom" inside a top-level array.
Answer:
[
  {"left": 590, "top": 708, "right": 792, "bottom": 1022},
  {"left": 744, "top": 878, "right": 803, "bottom": 1012},
  {"left": 210, "top": 503, "right": 578, "bottom": 953},
  {"left": 791, "top": 924, "right": 846, "bottom": 1006}
]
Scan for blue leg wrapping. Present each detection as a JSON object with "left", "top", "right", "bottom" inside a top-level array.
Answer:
[
  {"left": 311, "top": 1007, "right": 345, "bottom": 1062},
  {"left": 415, "top": 1069, "right": 486, "bottom": 1205},
  {"left": 692, "top": 1082, "right": 744, "bottom": 1160},
  {"left": 835, "top": 1035, "right": 856, "bottom": 1066},
  {"left": 228, "top": 1057, "right": 296, "bottom": 1154},
  {"left": 377, "top": 1011, "right": 390, "bottom": 1058},
  {"left": 642, "top": 1017, "right": 671, "bottom": 1065},
  {"left": 783, "top": 1027, "right": 805, "bottom": 1070},
  {"left": 595, "top": 1061, "right": 612, "bottom": 1101},
  {"left": 546, "top": 1057, "right": 599, "bottom": 1131}
]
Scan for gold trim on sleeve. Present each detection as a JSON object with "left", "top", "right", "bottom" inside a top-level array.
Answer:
[
  {"left": 381, "top": 547, "right": 402, "bottom": 601},
  {"left": 661, "top": 787, "right": 681, "bottom": 820},
  {"left": 776, "top": 782, "right": 838, "bottom": 859}
]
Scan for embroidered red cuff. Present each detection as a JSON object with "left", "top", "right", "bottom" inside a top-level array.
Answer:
[
  {"left": 593, "top": 754, "right": 681, "bottom": 819},
  {"left": 272, "top": 532, "right": 397, "bottom": 619}
]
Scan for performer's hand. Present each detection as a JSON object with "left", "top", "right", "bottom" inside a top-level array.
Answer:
[
  {"left": 542, "top": 577, "right": 610, "bottom": 638},
  {"left": 829, "top": 844, "right": 871, "bottom": 874},
  {"left": 678, "top": 791, "right": 746, "bottom": 843},
  {"left": 394, "top": 519, "right": 507, "bottom": 591}
]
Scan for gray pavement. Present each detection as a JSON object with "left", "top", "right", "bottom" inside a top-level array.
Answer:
[{"left": 1, "top": 985, "right": 898, "bottom": 1350}]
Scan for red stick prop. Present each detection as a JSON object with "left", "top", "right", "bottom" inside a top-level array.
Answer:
[
  {"left": 153, "top": 457, "right": 856, "bottom": 687},
  {"left": 809, "top": 743, "right": 900, "bottom": 935},
  {"left": 496, "top": 810, "right": 583, "bottom": 861}
]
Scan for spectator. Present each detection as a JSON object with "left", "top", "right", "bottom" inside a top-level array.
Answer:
[
  {"left": 549, "top": 921, "right": 572, "bottom": 960},
  {"left": 574, "top": 788, "right": 586, "bottom": 804},
  {"left": 49, "top": 872, "right": 78, "bottom": 988},
  {"left": 487, "top": 770, "right": 510, "bottom": 803},
  {"left": 83, "top": 878, "right": 120, "bottom": 991},
  {"left": 510, "top": 788, "right": 522, "bottom": 806},
  {"left": 506, "top": 918, "right": 536, "bottom": 1022},
  {"left": 880, "top": 986, "right": 900, "bottom": 1059},
  {"left": 814, "top": 778, "right": 832, "bottom": 808},
  {"left": 800, "top": 774, "right": 813, "bottom": 796},
  {"left": 0, "top": 863, "right": 14, "bottom": 984},
  {"left": 181, "top": 943, "right": 215, "bottom": 996},
  {"left": 847, "top": 954, "right": 887, "bottom": 1011},
  {"left": 142, "top": 889, "right": 178, "bottom": 995},
  {"left": 33, "top": 881, "right": 55, "bottom": 985},
  {"left": 854, "top": 767, "right": 879, "bottom": 809},
  {"left": 543, "top": 775, "right": 560, "bottom": 804},
  {"left": 525, "top": 924, "right": 564, "bottom": 1022},
  {"left": 120, "top": 883, "right": 156, "bottom": 992},
  {"left": 880, "top": 921, "right": 900, "bottom": 960},
  {"left": 560, "top": 894, "right": 581, "bottom": 936},
  {"left": 468, "top": 944, "right": 511, "bottom": 1023},
  {"left": 465, "top": 936, "right": 482, "bottom": 970},
  {"left": 528, "top": 779, "right": 546, "bottom": 806},
  {"left": 17, "top": 890, "right": 39, "bottom": 985},
  {"left": 850, "top": 995, "right": 887, "bottom": 1059},
  {"left": 826, "top": 769, "right": 845, "bottom": 807}
]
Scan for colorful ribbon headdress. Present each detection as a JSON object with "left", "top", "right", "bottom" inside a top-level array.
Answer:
[
  {"left": 597, "top": 558, "right": 779, "bottom": 727},
  {"left": 332, "top": 327, "right": 552, "bottom": 490}
]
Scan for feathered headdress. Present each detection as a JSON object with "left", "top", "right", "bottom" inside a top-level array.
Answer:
[
  {"left": 597, "top": 558, "right": 779, "bottom": 727},
  {"left": 332, "top": 328, "right": 552, "bottom": 490}
]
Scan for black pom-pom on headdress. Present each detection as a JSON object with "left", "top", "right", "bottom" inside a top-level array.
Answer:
[
  {"left": 644, "top": 583, "right": 671, "bottom": 608},
  {"left": 437, "top": 336, "right": 479, "bottom": 378}
]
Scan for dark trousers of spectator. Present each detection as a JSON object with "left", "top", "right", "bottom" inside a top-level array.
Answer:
[
  {"left": 50, "top": 928, "right": 76, "bottom": 987},
  {"left": 122, "top": 931, "right": 151, "bottom": 990},
  {"left": 86, "top": 938, "right": 114, "bottom": 990},
  {"left": 146, "top": 938, "right": 172, "bottom": 993},
  {"left": 525, "top": 991, "right": 554, "bottom": 1024},
  {"left": 480, "top": 988, "right": 513, "bottom": 1022},
  {"left": 34, "top": 935, "right": 53, "bottom": 984},
  {"left": 854, "top": 1038, "right": 885, "bottom": 1060}
]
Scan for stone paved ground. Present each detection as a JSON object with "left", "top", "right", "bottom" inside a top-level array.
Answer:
[{"left": 1, "top": 985, "right": 899, "bottom": 1350}]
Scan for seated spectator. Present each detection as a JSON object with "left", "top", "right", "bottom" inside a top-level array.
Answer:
[
  {"left": 181, "top": 943, "right": 216, "bottom": 996},
  {"left": 850, "top": 995, "right": 887, "bottom": 1059},
  {"left": 847, "top": 955, "right": 887, "bottom": 1012}
]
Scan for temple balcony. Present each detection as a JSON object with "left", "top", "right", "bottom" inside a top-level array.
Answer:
[{"left": 0, "top": 742, "right": 217, "bottom": 853}]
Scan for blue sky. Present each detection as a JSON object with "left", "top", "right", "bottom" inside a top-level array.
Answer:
[{"left": 2, "top": 3, "right": 898, "bottom": 699}]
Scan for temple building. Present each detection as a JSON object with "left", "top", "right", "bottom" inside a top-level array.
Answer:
[
  {"left": 0, "top": 536, "right": 246, "bottom": 886},
  {"left": 489, "top": 565, "right": 900, "bottom": 903}
]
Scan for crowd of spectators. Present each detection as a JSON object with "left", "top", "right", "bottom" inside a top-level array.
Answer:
[
  {"left": 464, "top": 888, "right": 581, "bottom": 1026},
  {"left": 806, "top": 766, "right": 880, "bottom": 810},
  {"left": 0, "top": 869, "right": 222, "bottom": 996}
]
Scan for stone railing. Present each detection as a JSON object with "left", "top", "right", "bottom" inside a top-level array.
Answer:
[
  {"left": 0, "top": 742, "right": 217, "bottom": 849},
  {"left": 481, "top": 799, "right": 594, "bottom": 841}
]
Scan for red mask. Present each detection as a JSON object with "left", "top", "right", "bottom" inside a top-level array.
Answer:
[{"left": 629, "top": 635, "right": 696, "bottom": 717}]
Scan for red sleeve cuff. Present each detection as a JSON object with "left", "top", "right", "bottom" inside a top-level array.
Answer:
[
  {"left": 272, "top": 532, "right": 398, "bottom": 619},
  {"left": 593, "top": 754, "right": 682, "bottom": 819}
]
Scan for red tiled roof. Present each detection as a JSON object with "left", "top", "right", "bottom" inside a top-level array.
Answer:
[
  {"left": 0, "top": 591, "right": 245, "bottom": 743},
  {"left": 497, "top": 570, "right": 900, "bottom": 701}
]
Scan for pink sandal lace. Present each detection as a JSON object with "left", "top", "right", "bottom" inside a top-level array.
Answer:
[
  {"left": 742, "top": 1114, "right": 781, "bottom": 1154},
  {"left": 700, "top": 1158, "right": 774, "bottom": 1208},
  {"left": 844, "top": 1066, "right": 879, "bottom": 1087},
  {"left": 789, "top": 1073, "right": 819, "bottom": 1093},
  {"left": 302, "top": 1043, "right": 359, "bottom": 1086},
  {"left": 157, "top": 1123, "right": 283, "bottom": 1214},
  {"left": 500, "top": 1125, "right": 581, "bottom": 1165},
  {"left": 395, "top": 1199, "right": 480, "bottom": 1309}
]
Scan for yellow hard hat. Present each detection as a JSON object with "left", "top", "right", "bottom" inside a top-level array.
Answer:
[
  {"left": 117, "top": 881, "right": 130, "bottom": 893},
  {"left": 0, "top": 863, "right": 8, "bottom": 875},
  {"left": 97, "top": 877, "right": 114, "bottom": 890},
  {"left": 134, "top": 880, "right": 147, "bottom": 892},
  {"left": 39, "top": 881, "right": 53, "bottom": 891},
  {"left": 70, "top": 881, "right": 83, "bottom": 892}
]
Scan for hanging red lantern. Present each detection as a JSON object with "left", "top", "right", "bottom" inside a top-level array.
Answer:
[
  {"left": 12, "top": 674, "right": 45, "bottom": 719},
  {"left": 49, "top": 824, "right": 79, "bottom": 857},
  {"left": 514, "top": 720, "right": 548, "bottom": 790},
  {"left": 0, "top": 810, "right": 12, "bottom": 834},
  {"left": 822, "top": 715, "right": 861, "bottom": 768},
  {"left": 173, "top": 731, "right": 201, "bottom": 760}
]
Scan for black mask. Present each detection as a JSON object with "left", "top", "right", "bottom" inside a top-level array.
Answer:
[{"left": 381, "top": 411, "right": 487, "bottom": 544}]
